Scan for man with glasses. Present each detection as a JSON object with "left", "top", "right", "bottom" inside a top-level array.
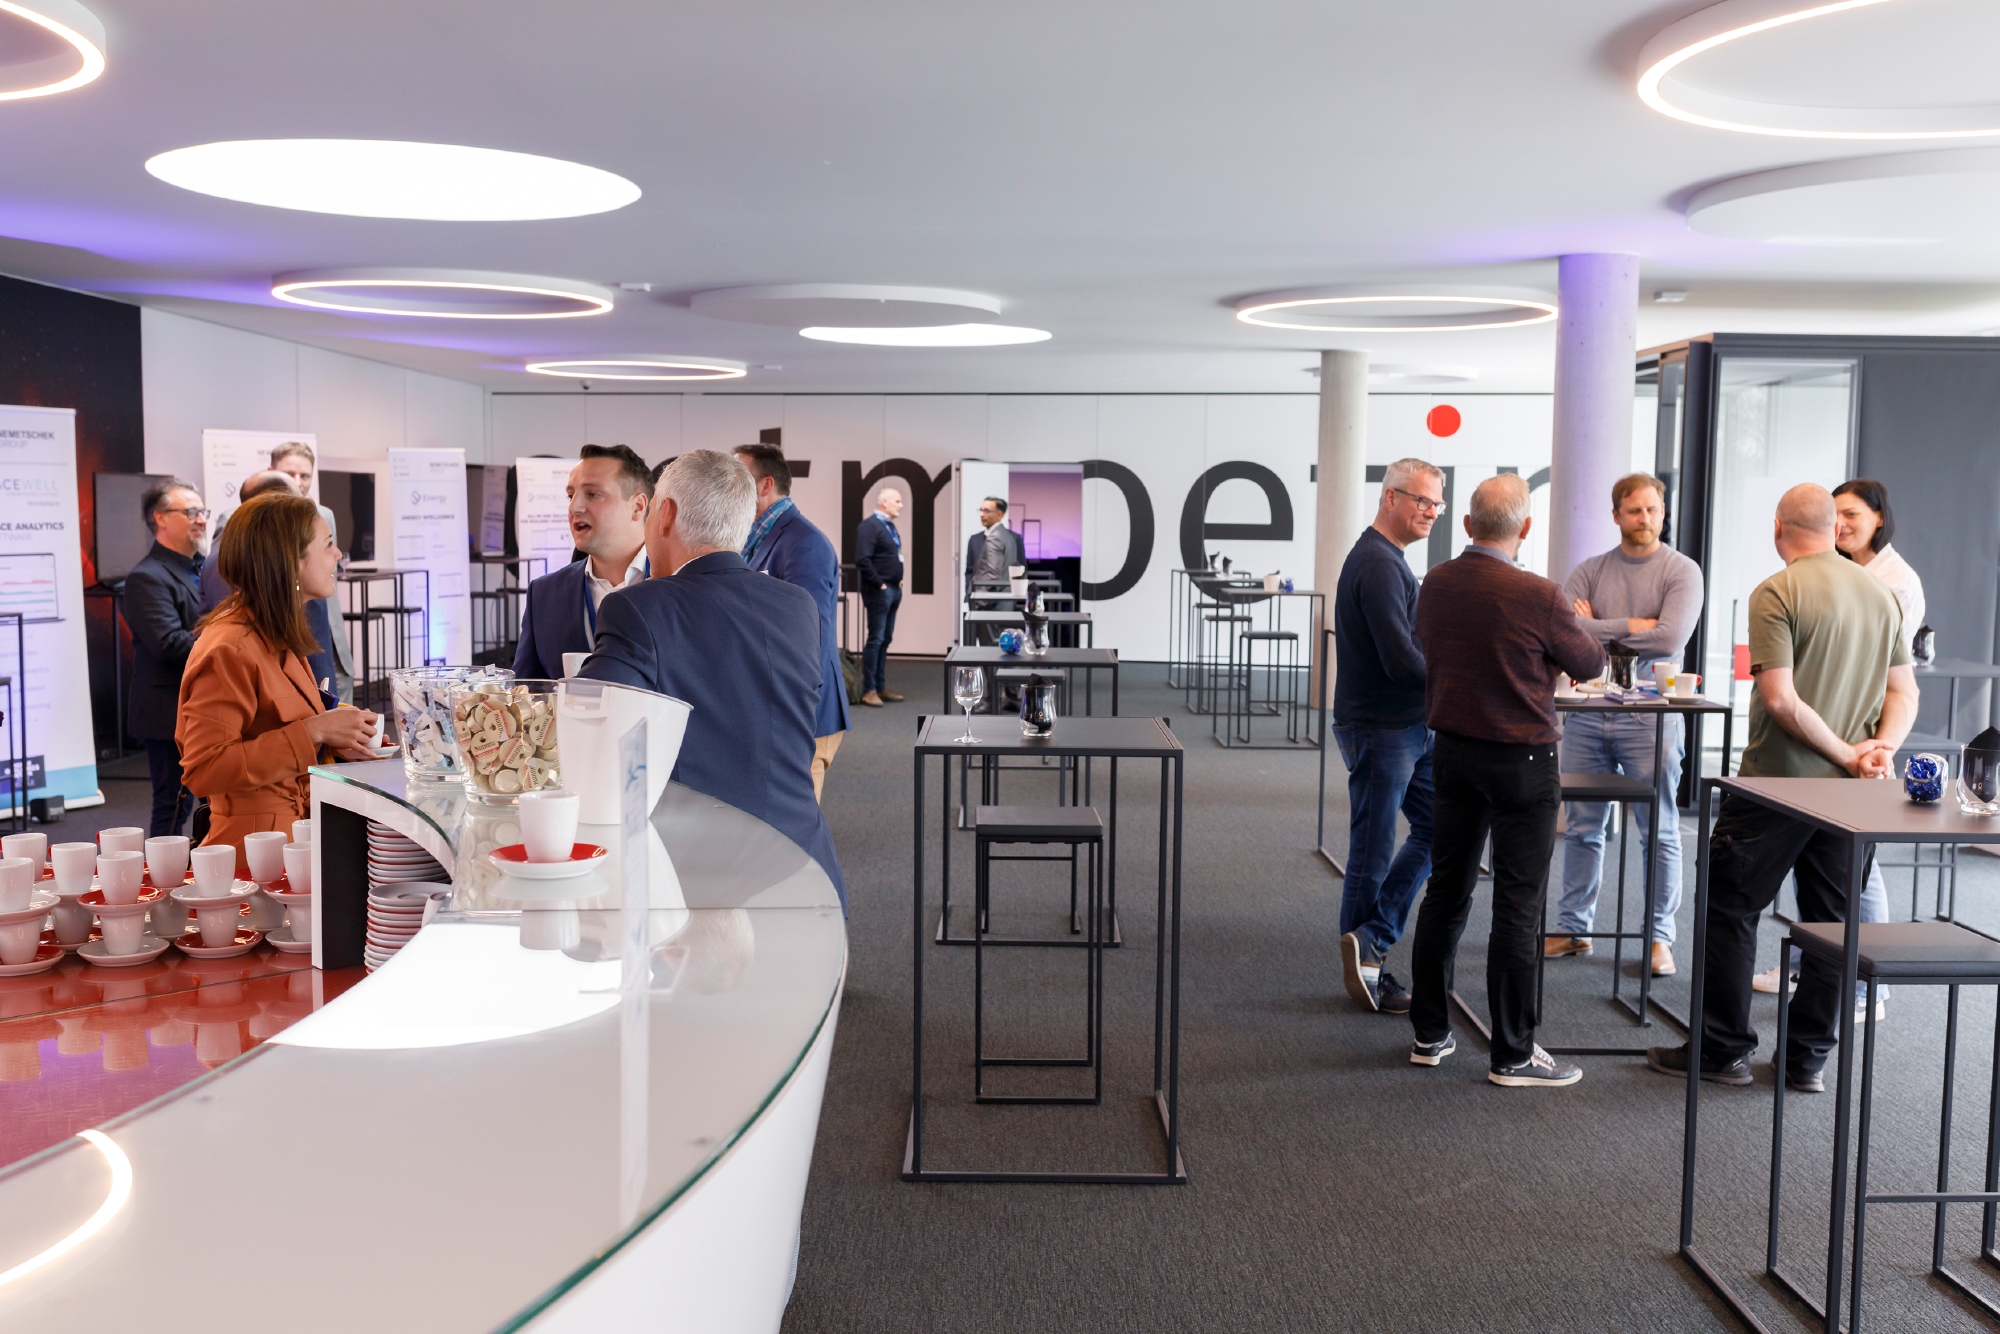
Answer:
[
  {"left": 1331, "top": 458, "right": 1445, "bottom": 1014},
  {"left": 126, "top": 478, "right": 209, "bottom": 836}
]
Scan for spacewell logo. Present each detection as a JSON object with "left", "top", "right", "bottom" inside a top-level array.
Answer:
[{"left": 410, "top": 489, "right": 448, "bottom": 506}]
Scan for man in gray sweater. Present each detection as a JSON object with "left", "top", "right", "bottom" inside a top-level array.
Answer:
[{"left": 1545, "top": 473, "right": 1704, "bottom": 977}]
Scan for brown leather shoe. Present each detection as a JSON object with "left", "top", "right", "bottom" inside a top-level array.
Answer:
[
  {"left": 860, "top": 691, "right": 884, "bottom": 707},
  {"left": 1544, "top": 935, "right": 1593, "bottom": 958},
  {"left": 1651, "top": 942, "right": 1676, "bottom": 976},
  {"left": 878, "top": 689, "right": 905, "bottom": 702}
]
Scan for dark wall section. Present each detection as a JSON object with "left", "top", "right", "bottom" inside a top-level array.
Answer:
[{"left": 0, "top": 273, "right": 145, "bottom": 753}]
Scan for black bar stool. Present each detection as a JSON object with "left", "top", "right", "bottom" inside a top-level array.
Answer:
[
  {"left": 1217, "top": 628, "right": 1300, "bottom": 745},
  {"left": 970, "top": 804, "right": 1106, "bottom": 1104},
  {"left": 1770, "top": 920, "right": 2000, "bottom": 1331},
  {"left": 1195, "top": 612, "right": 1251, "bottom": 715}
]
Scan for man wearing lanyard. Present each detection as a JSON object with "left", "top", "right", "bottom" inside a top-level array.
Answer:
[
  {"left": 513, "top": 444, "right": 653, "bottom": 680},
  {"left": 854, "top": 488, "right": 906, "bottom": 706},
  {"left": 735, "top": 444, "right": 850, "bottom": 800}
]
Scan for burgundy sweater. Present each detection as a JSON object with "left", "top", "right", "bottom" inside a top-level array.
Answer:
[{"left": 1415, "top": 546, "right": 1606, "bottom": 745}]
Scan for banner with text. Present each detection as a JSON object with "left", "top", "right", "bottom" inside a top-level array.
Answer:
[
  {"left": 388, "top": 448, "right": 471, "bottom": 665},
  {"left": 0, "top": 405, "right": 99, "bottom": 809},
  {"left": 202, "top": 429, "right": 320, "bottom": 526},
  {"left": 512, "top": 457, "right": 577, "bottom": 610}
]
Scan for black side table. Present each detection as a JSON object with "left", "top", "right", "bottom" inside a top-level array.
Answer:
[{"left": 907, "top": 713, "right": 1186, "bottom": 1184}]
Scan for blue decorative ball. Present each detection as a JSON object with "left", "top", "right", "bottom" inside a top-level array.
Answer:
[
  {"left": 1905, "top": 753, "right": 1945, "bottom": 804},
  {"left": 997, "top": 629, "right": 1025, "bottom": 654}
]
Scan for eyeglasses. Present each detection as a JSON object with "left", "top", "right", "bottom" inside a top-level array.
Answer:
[
  {"left": 1387, "top": 487, "right": 1447, "bottom": 516},
  {"left": 155, "top": 507, "right": 209, "bottom": 520}
]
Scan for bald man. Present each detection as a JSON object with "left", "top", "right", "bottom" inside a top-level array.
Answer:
[
  {"left": 854, "top": 487, "right": 906, "bottom": 705},
  {"left": 1649, "top": 484, "right": 1918, "bottom": 1095}
]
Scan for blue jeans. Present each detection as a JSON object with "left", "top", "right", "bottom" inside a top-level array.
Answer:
[
  {"left": 862, "top": 585, "right": 901, "bottom": 693},
  {"left": 1558, "top": 711, "right": 1684, "bottom": 945},
  {"left": 1333, "top": 723, "right": 1434, "bottom": 959},
  {"left": 1784, "top": 860, "right": 1889, "bottom": 1001}
]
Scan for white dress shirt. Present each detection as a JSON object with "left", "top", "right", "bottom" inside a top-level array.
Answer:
[
  {"left": 1862, "top": 542, "right": 1925, "bottom": 653},
  {"left": 584, "top": 550, "right": 650, "bottom": 641}
]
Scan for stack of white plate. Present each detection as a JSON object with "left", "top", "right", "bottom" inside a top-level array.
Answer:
[
  {"left": 365, "top": 882, "right": 448, "bottom": 971},
  {"left": 367, "top": 822, "right": 446, "bottom": 888}
]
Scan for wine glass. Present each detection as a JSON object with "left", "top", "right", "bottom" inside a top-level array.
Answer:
[{"left": 953, "top": 667, "right": 985, "bottom": 743}]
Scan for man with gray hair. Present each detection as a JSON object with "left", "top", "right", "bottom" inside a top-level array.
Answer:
[
  {"left": 582, "top": 450, "right": 847, "bottom": 906},
  {"left": 1331, "top": 457, "right": 1444, "bottom": 1014},
  {"left": 1407, "top": 473, "right": 1605, "bottom": 1088}
]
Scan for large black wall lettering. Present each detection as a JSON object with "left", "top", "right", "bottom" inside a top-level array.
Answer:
[
  {"left": 1078, "top": 459, "right": 1153, "bottom": 601},
  {"left": 841, "top": 457, "right": 952, "bottom": 595},
  {"left": 1178, "top": 461, "right": 1293, "bottom": 571}
]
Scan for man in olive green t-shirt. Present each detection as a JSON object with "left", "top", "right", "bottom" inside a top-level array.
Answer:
[{"left": 1649, "top": 484, "right": 1918, "bottom": 1092}]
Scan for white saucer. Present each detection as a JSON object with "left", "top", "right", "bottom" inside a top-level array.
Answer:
[
  {"left": 172, "top": 880, "right": 257, "bottom": 906},
  {"left": 78, "top": 936, "right": 172, "bottom": 968},
  {"left": 0, "top": 944, "right": 63, "bottom": 977},
  {"left": 485, "top": 843, "right": 609, "bottom": 881},
  {"left": 1554, "top": 692, "right": 1588, "bottom": 703},
  {"left": 174, "top": 927, "right": 263, "bottom": 958},
  {"left": 264, "top": 927, "right": 313, "bottom": 954}
]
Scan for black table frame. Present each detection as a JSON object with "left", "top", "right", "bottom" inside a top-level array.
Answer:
[
  {"left": 940, "top": 646, "right": 1119, "bottom": 720},
  {"left": 1679, "top": 777, "right": 2000, "bottom": 1334},
  {"left": 962, "top": 610, "right": 1095, "bottom": 648},
  {"left": 907, "top": 713, "right": 1187, "bottom": 1185},
  {"left": 339, "top": 567, "right": 430, "bottom": 713}
]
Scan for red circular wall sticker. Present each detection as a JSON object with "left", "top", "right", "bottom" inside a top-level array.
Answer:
[{"left": 1426, "top": 404, "right": 1461, "bottom": 437}]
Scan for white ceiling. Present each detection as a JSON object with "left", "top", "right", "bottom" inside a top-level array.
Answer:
[{"left": 2, "top": 0, "right": 1998, "bottom": 394}]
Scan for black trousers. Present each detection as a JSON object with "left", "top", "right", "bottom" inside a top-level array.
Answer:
[
  {"left": 1410, "top": 731, "right": 1561, "bottom": 1068},
  {"left": 144, "top": 739, "right": 191, "bottom": 838},
  {"left": 1700, "top": 792, "right": 1870, "bottom": 1073}
]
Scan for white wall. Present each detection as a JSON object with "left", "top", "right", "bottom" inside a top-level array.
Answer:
[{"left": 486, "top": 391, "right": 1557, "bottom": 661}]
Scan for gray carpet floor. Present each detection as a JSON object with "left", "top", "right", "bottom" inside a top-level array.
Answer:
[{"left": 788, "top": 660, "right": 2000, "bottom": 1334}]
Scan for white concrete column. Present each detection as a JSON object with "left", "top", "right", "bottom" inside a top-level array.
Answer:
[
  {"left": 1313, "top": 348, "right": 1369, "bottom": 704},
  {"left": 1546, "top": 253, "right": 1640, "bottom": 587}
]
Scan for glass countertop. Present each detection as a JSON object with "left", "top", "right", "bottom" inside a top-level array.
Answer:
[{"left": 0, "top": 763, "right": 847, "bottom": 1332}]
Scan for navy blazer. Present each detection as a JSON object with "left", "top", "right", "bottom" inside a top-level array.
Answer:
[
  {"left": 581, "top": 551, "right": 847, "bottom": 906},
  {"left": 124, "top": 542, "right": 205, "bottom": 741},
  {"left": 854, "top": 512, "right": 903, "bottom": 589},
  {"left": 746, "top": 503, "right": 851, "bottom": 738},
  {"left": 512, "top": 560, "right": 591, "bottom": 681}
]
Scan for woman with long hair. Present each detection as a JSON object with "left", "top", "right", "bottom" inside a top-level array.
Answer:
[
  {"left": 1832, "top": 478, "right": 1925, "bottom": 655},
  {"left": 177, "top": 491, "right": 380, "bottom": 872}
]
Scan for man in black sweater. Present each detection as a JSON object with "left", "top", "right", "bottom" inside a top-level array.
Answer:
[
  {"left": 854, "top": 487, "right": 905, "bottom": 706},
  {"left": 125, "top": 477, "right": 209, "bottom": 836},
  {"left": 1332, "top": 458, "right": 1442, "bottom": 1014}
]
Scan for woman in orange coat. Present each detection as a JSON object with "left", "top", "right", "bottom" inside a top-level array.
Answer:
[{"left": 177, "top": 491, "right": 380, "bottom": 872}]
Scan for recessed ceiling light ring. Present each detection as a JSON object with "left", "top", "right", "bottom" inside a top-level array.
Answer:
[
  {"left": 525, "top": 356, "right": 748, "bottom": 381},
  {"left": 0, "top": 0, "right": 106, "bottom": 101},
  {"left": 799, "top": 324, "right": 1051, "bottom": 347},
  {"left": 1235, "top": 287, "right": 1557, "bottom": 332},
  {"left": 271, "top": 269, "right": 615, "bottom": 320}
]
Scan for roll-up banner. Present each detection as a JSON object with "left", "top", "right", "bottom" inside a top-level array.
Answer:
[
  {"left": 202, "top": 429, "right": 319, "bottom": 525},
  {"left": 387, "top": 448, "right": 471, "bottom": 665},
  {"left": 512, "top": 458, "right": 576, "bottom": 606},
  {"left": 0, "top": 405, "right": 99, "bottom": 810}
]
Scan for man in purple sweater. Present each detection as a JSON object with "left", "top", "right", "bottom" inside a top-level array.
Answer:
[{"left": 1406, "top": 474, "right": 1605, "bottom": 1088}]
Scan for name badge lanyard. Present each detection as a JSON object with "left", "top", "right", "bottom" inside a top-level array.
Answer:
[{"left": 582, "top": 554, "right": 649, "bottom": 645}]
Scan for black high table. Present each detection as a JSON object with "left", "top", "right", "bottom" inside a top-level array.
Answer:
[
  {"left": 906, "top": 713, "right": 1187, "bottom": 1184},
  {"left": 1680, "top": 777, "right": 2000, "bottom": 1333},
  {"left": 940, "top": 645, "right": 1119, "bottom": 718},
  {"left": 962, "top": 609, "right": 1095, "bottom": 647}
]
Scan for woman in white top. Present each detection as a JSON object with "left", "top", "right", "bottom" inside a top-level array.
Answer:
[{"left": 1833, "top": 479, "right": 1925, "bottom": 654}]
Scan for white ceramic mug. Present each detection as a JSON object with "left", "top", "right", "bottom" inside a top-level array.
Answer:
[
  {"left": 144, "top": 835, "right": 190, "bottom": 888},
  {"left": 2, "top": 832, "right": 48, "bottom": 873},
  {"left": 0, "top": 914, "right": 43, "bottom": 965},
  {"left": 50, "top": 842, "right": 96, "bottom": 896},
  {"left": 562, "top": 652, "right": 588, "bottom": 678},
  {"left": 1675, "top": 672, "right": 1703, "bottom": 699},
  {"left": 190, "top": 845, "right": 237, "bottom": 896},
  {"left": 0, "top": 857, "right": 35, "bottom": 913},
  {"left": 291, "top": 818, "right": 316, "bottom": 846},
  {"left": 51, "top": 898, "right": 92, "bottom": 946},
  {"left": 1652, "top": 663, "right": 1675, "bottom": 693},
  {"left": 243, "top": 831, "right": 287, "bottom": 884},
  {"left": 98, "top": 826, "right": 144, "bottom": 855},
  {"left": 282, "top": 843, "right": 314, "bottom": 894},
  {"left": 98, "top": 907, "right": 146, "bottom": 955},
  {"left": 285, "top": 896, "right": 314, "bottom": 945},
  {"left": 194, "top": 901, "right": 240, "bottom": 948},
  {"left": 96, "top": 852, "right": 144, "bottom": 905},
  {"left": 517, "top": 789, "right": 581, "bottom": 863}
]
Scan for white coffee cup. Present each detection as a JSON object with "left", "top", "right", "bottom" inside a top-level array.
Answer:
[
  {"left": 285, "top": 896, "right": 314, "bottom": 945},
  {"left": 145, "top": 835, "right": 190, "bottom": 888},
  {"left": 0, "top": 913, "right": 46, "bottom": 965},
  {"left": 190, "top": 845, "right": 237, "bottom": 896},
  {"left": 562, "top": 652, "right": 589, "bottom": 678},
  {"left": 282, "top": 842, "right": 314, "bottom": 893},
  {"left": 3, "top": 832, "right": 48, "bottom": 874},
  {"left": 243, "top": 831, "right": 287, "bottom": 884},
  {"left": 98, "top": 908, "right": 146, "bottom": 955},
  {"left": 96, "top": 852, "right": 144, "bottom": 905},
  {"left": 1675, "top": 672, "right": 1703, "bottom": 699},
  {"left": 50, "top": 842, "right": 96, "bottom": 896},
  {"left": 0, "top": 858, "right": 34, "bottom": 913},
  {"left": 1652, "top": 662, "right": 1675, "bottom": 692},
  {"left": 291, "top": 818, "right": 316, "bottom": 846},
  {"left": 517, "top": 789, "right": 581, "bottom": 863},
  {"left": 51, "top": 898, "right": 92, "bottom": 945},
  {"left": 194, "top": 901, "right": 241, "bottom": 947},
  {"left": 98, "top": 827, "right": 145, "bottom": 855}
]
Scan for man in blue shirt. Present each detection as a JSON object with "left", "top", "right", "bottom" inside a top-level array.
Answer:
[
  {"left": 853, "top": 488, "right": 905, "bottom": 706},
  {"left": 735, "top": 444, "right": 850, "bottom": 799},
  {"left": 1331, "top": 457, "right": 1443, "bottom": 1014}
]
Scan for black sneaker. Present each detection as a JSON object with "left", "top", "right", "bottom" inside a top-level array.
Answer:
[
  {"left": 1340, "top": 932, "right": 1380, "bottom": 1012},
  {"left": 1410, "top": 1033, "right": 1456, "bottom": 1066},
  {"left": 1489, "top": 1044, "right": 1582, "bottom": 1088},
  {"left": 1783, "top": 1063, "right": 1825, "bottom": 1094},
  {"left": 1646, "top": 1044, "right": 1753, "bottom": 1086},
  {"left": 1376, "top": 970, "right": 1412, "bottom": 1016}
]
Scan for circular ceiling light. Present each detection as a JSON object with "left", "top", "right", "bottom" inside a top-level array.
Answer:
[
  {"left": 1638, "top": 0, "right": 2000, "bottom": 140},
  {"left": 146, "top": 140, "right": 640, "bottom": 220},
  {"left": 1370, "top": 363, "right": 1481, "bottom": 386},
  {"left": 692, "top": 284, "right": 1003, "bottom": 328},
  {"left": 271, "top": 269, "right": 615, "bottom": 320},
  {"left": 0, "top": 0, "right": 104, "bottom": 100},
  {"left": 799, "top": 324, "right": 1051, "bottom": 346},
  {"left": 1237, "top": 287, "right": 1556, "bottom": 332},
  {"left": 525, "top": 355, "right": 747, "bottom": 381},
  {"left": 1687, "top": 147, "right": 2000, "bottom": 244}
]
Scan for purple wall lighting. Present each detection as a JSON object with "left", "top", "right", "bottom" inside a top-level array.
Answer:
[{"left": 1007, "top": 466, "right": 1083, "bottom": 559}]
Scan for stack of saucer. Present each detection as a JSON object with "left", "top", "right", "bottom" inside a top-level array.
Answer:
[
  {"left": 367, "top": 822, "right": 446, "bottom": 890},
  {"left": 365, "top": 882, "right": 447, "bottom": 971}
]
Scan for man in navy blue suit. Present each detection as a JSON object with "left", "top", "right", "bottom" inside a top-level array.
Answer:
[
  {"left": 581, "top": 450, "right": 847, "bottom": 907},
  {"left": 734, "top": 443, "right": 851, "bottom": 800},
  {"left": 853, "top": 487, "right": 905, "bottom": 707},
  {"left": 513, "top": 444, "right": 653, "bottom": 680}
]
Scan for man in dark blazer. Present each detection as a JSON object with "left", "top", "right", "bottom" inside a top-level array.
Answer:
[
  {"left": 513, "top": 444, "right": 653, "bottom": 680},
  {"left": 582, "top": 450, "right": 847, "bottom": 907},
  {"left": 734, "top": 444, "right": 850, "bottom": 799},
  {"left": 125, "top": 477, "right": 209, "bottom": 836},
  {"left": 853, "top": 487, "right": 905, "bottom": 707}
]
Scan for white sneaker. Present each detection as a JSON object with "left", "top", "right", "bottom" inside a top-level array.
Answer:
[
  {"left": 1857, "top": 997, "right": 1886, "bottom": 1023},
  {"left": 1752, "top": 966, "right": 1796, "bottom": 995}
]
